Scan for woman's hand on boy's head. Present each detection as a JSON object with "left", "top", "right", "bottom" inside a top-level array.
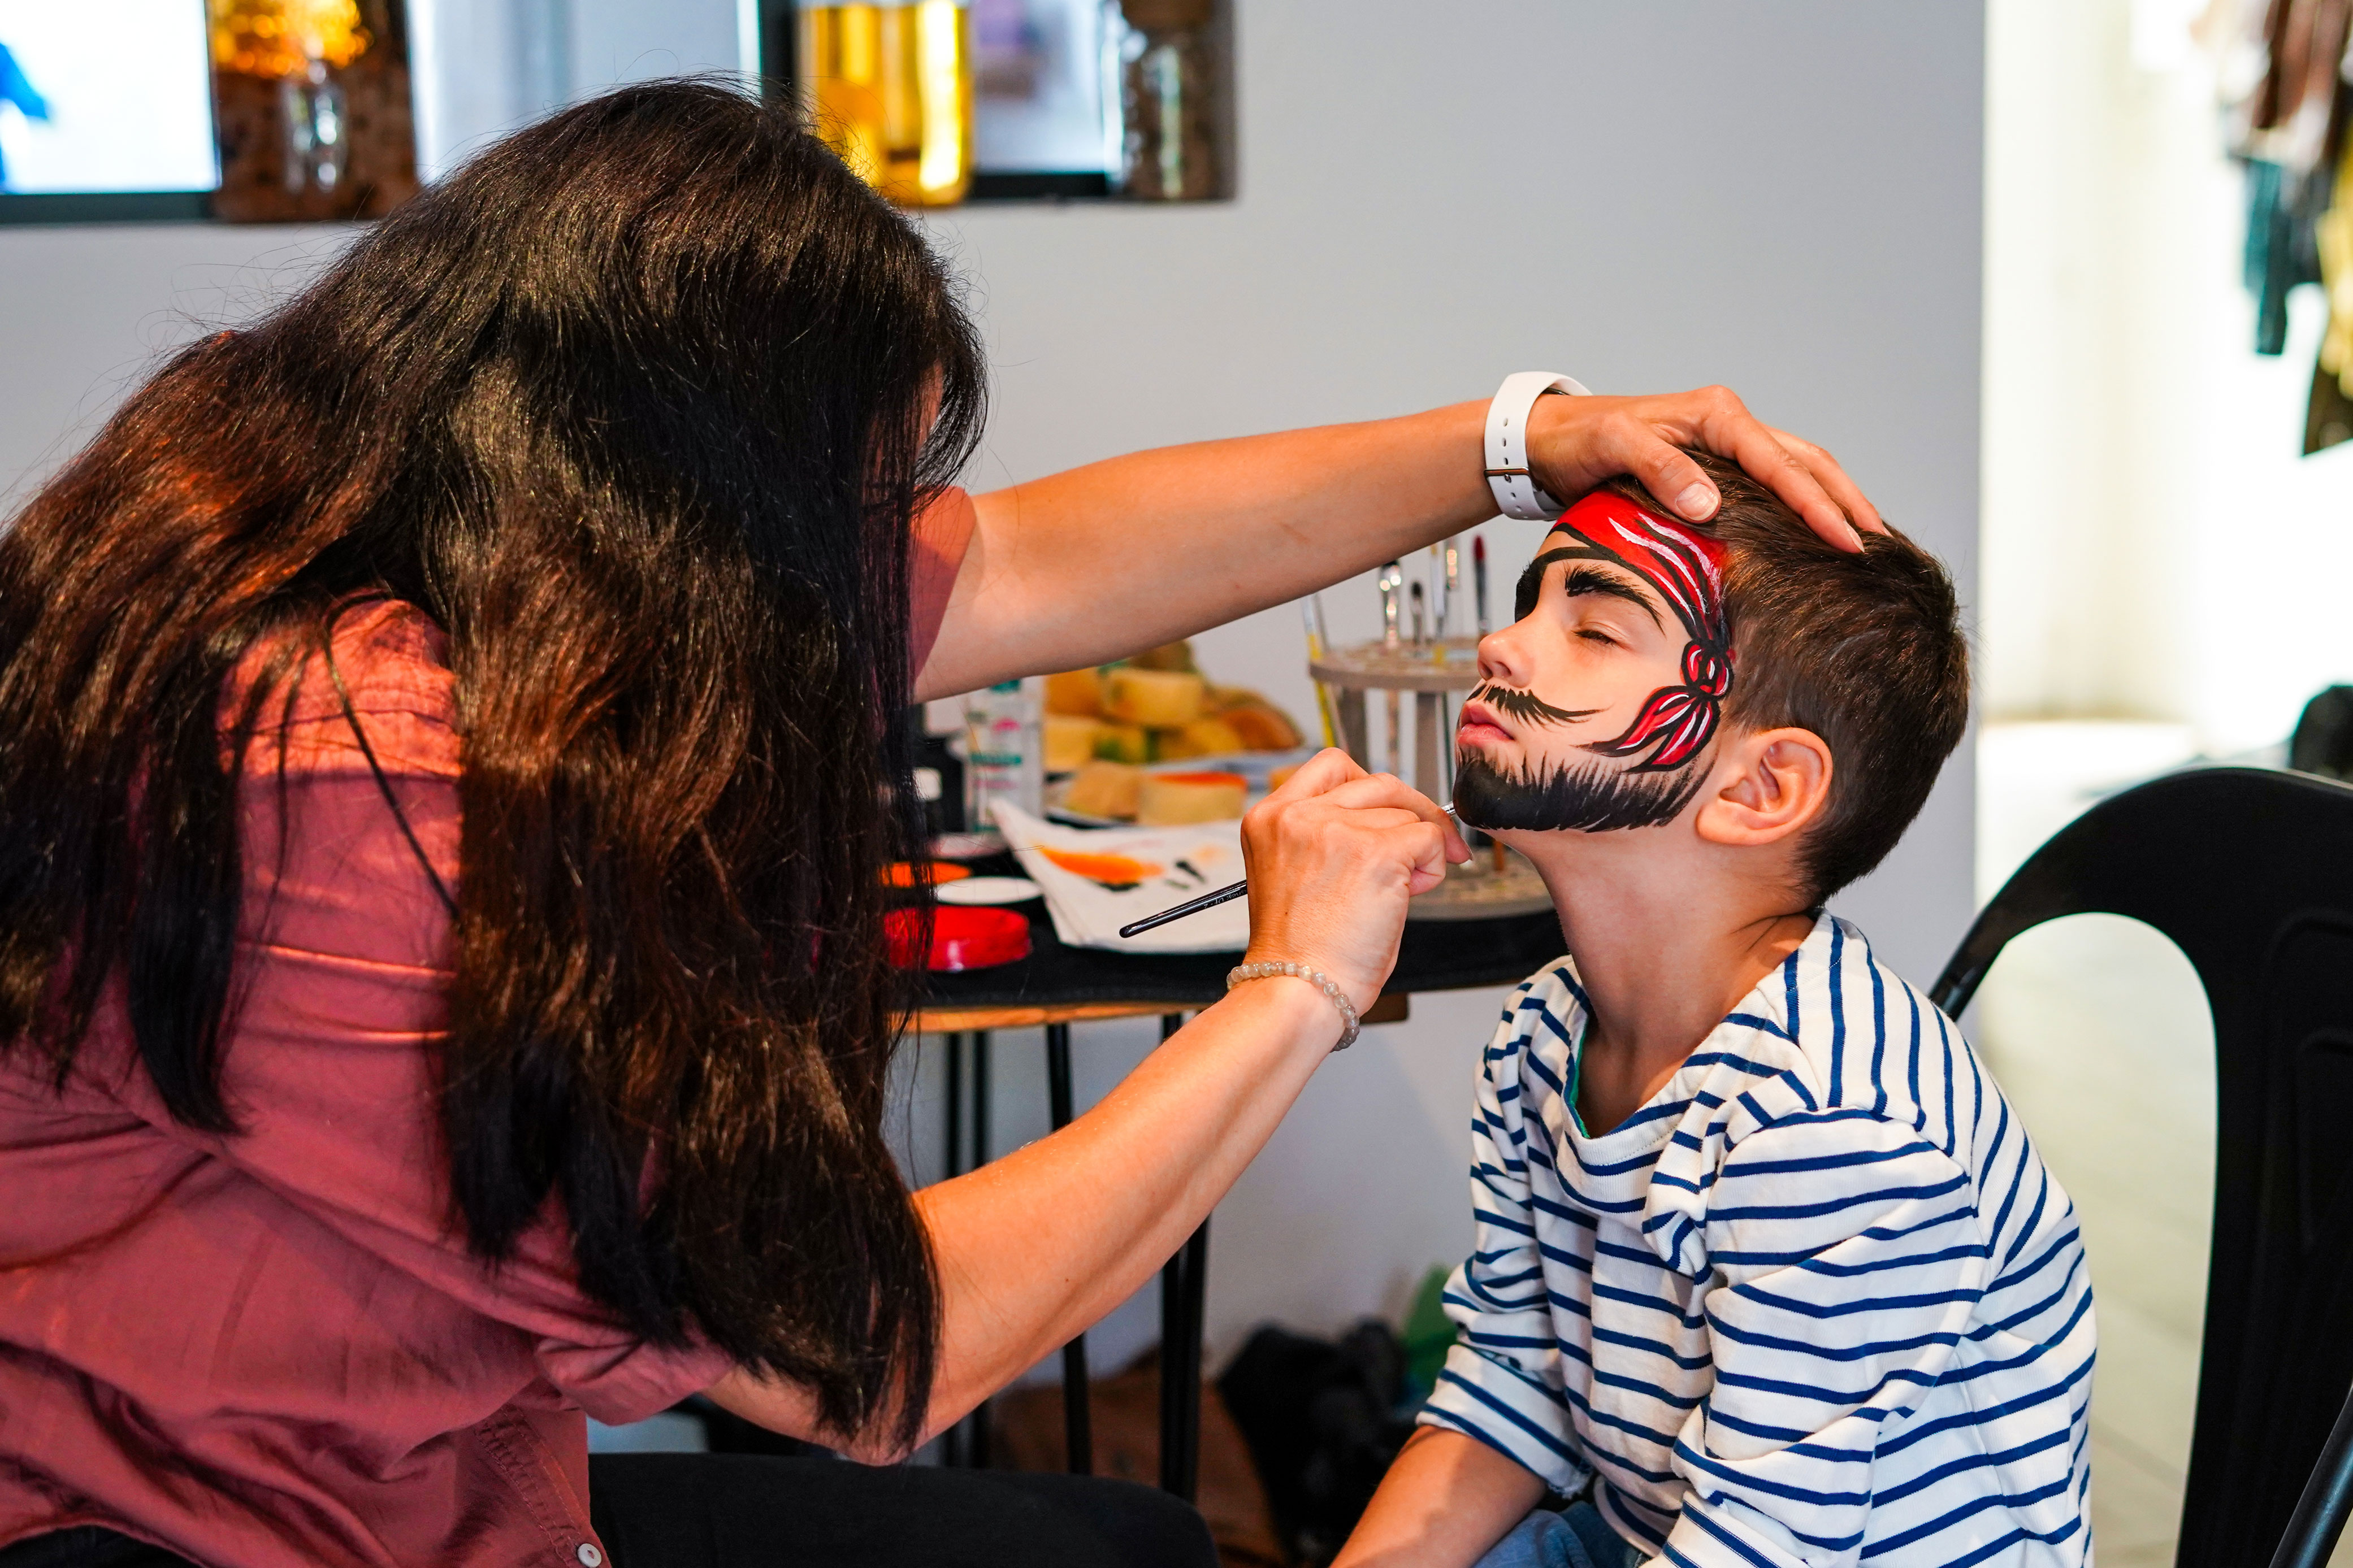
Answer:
[{"left": 1525, "top": 385, "right": 1884, "bottom": 552}]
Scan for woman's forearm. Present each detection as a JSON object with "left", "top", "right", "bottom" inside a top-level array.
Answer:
[
  {"left": 916, "top": 402, "right": 1492, "bottom": 698},
  {"left": 909, "top": 976, "right": 1341, "bottom": 1439},
  {"left": 913, "top": 385, "right": 1879, "bottom": 700},
  {"left": 708, "top": 975, "right": 1343, "bottom": 1457}
]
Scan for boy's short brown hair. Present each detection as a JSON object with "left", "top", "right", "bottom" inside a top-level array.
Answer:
[{"left": 1601, "top": 451, "right": 1969, "bottom": 901}]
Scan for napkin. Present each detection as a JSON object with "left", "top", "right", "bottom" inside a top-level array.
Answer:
[{"left": 989, "top": 801, "right": 1250, "bottom": 955}]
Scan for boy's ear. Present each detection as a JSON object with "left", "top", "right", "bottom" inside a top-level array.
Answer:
[{"left": 1693, "top": 727, "right": 1834, "bottom": 850}]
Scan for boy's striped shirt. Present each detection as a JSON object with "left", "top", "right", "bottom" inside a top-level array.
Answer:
[{"left": 1420, "top": 915, "right": 2095, "bottom": 1568}]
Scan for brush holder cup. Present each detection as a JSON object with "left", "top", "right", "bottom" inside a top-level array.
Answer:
[{"left": 1306, "top": 637, "right": 1550, "bottom": 920}]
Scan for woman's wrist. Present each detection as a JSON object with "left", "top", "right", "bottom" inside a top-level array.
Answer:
[
  {"left": 1215, "top": 964, "right": 1348, "bottom": 1059},
  {"left": 1228, "top": 960, "right": 1360, "bottom": 1050}
]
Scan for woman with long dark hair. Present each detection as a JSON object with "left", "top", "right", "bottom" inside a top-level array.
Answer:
[{"left": 0, "top": 82, "right": 1877, "bottom": 1568}]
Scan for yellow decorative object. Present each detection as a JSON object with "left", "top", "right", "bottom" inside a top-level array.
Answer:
[
  {"left": 1061, "top": 761, "right": 1144, "bottom": 820},
  {"left": 1136, "top": 771, "right": 1247, "bottom": 827},
  {"left": 1092, "top": 723, "right": 1150, "bottom": 765},
  {"left": 1043, "top": 714, "right": 1104, "bottom": 773},
  {"left": 799, "top": 2, "right": 973, "bottom": 207},
  {"left": 2318, "top": 135, "right": 2353, "bottom": 398},
  {"left": 1043, "top": 668, "right": 1106, "bottom": 718},
  {"left": 1156, "top": 716, "right": 1247, "bottom": 760},
  {"left": 1206, "top": 687, "right": 1303, "bottom": 750},
  {"left": 210, "top": 0, "right": 370, "bottom": 77},
  {"left": 1102, "top": 666, "right": 1206, "bottom": 728}
]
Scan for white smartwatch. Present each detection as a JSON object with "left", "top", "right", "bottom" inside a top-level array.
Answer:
[{"left": 1484, "top": 371, "right": 1591, "bottom": 520}]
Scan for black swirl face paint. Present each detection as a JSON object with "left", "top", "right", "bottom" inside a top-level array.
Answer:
[{"left": 1465, "top": 681, "right": 1597, "bottom": 729}]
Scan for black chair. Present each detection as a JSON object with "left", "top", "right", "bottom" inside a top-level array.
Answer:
[
  {"left": 2291, "top": 687, "right": 2353, "bottom": 781},
  {"left": 1930, "top": 766, "right": 2353, "bottom": 1568}
]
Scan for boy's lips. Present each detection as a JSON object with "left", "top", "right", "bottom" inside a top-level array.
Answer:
[{"left": 1457, "top": 700, "right": 1513, "bottom": 747}]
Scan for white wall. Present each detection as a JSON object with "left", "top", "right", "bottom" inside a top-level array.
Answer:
[{"left": 0, "top": 0, "right": 1986, "bottom": 1378}]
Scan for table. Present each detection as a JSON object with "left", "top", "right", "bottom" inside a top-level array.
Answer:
[{"left": 911, "top": 859, "right": 1568, "bottom": 1501}]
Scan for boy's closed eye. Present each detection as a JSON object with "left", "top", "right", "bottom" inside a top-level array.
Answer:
[{"left": 1562, "top": 566, "right": 1662, "bottom": 629}]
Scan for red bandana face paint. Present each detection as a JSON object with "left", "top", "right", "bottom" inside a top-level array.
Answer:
[{"left": 1513, "top": 492, "right": 1735, "bottom": 773}]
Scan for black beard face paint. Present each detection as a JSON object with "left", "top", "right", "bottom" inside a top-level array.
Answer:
[
  {"left": 1452, "top": 750, "right": 1705, "bottom": 833},
  {"left": 1465, "top": 681, "right": 1597, "bottom": 730}
]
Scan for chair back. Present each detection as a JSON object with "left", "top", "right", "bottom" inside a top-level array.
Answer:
[{"left": 1931, "top": 767, "right": 2353, "bottom": 1568}]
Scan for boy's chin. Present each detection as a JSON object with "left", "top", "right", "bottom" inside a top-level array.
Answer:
[{"left": 1451, "top": 750, "right": 1705, "bottom": 835}]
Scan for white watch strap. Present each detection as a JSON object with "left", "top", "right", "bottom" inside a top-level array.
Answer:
[{"left": 1484, "top": 371, "right": 1591, "bottom": 520}]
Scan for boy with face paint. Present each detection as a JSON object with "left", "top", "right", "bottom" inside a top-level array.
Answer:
[{"left": 1338, "top": 458, "right": 2093, "bottom": 1568}]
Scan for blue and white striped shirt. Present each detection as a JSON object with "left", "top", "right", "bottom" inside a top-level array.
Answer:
[{"left": 1420, "top": 915, "right": 2095, "bottom": 1568}]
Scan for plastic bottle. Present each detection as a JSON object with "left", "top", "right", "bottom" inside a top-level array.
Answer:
[{"left": 961, "top": 678, "right": 1042, "bottom": 835}]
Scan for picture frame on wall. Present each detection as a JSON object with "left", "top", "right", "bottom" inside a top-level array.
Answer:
[
  {"left": 0, "top": 0, "right": 219, "bottom": 224},
  {"left": 757, "top": 0, "right": 1124, "bottom": 201},
  {"left": 0, "top": 0, "right": 420, "bottom": 228}
]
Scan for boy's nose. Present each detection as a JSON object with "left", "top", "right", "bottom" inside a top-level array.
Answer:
[{"left": 1475, "top": 622, "right": 1535, "bottom": 688}]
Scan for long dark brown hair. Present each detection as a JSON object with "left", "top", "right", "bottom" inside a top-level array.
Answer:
[{"left": 0, "top": 81, "right": 985, "bottom": 1447}]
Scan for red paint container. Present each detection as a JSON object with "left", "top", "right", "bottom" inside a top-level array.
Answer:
[{"left": 885, "top": 905, "right": 1033, "bottom": 971}]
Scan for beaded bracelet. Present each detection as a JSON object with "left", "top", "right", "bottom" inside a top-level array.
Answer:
[{"left": 1225, "top": 961, "right": 1360, "bottom": 1052}]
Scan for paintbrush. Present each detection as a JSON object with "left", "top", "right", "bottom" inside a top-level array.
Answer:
[
  {"left": 1118, "top": 878, "right": 1247, "bottom": 938},
  {"left": 1377, "top": 561, "right": 1405, "bottom": 776},
  {"left": 1120, "top": 805, "right": 1479, "bottom": 937},
  {"left": 1474, "top": 535, "right": 1490, "bottom": 635}
]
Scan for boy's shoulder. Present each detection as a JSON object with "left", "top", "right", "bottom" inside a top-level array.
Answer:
[{"left": 1762, "top": 914, "right": 1983, "bottom": 1151}]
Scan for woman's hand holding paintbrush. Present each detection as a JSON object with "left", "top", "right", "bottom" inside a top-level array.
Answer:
[{"left": 1121, "top": 750, "right": 1469, "bottom": 1010}]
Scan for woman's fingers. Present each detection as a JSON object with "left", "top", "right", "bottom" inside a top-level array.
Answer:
[
  {"left": 1305, "top": 772, "right": 1471, "bottom": 862},
  {"left": 1529, "top": 386, "right": 1878, "bottom": 553},
  {"left": 1678, "top": 388, "right": 1863, "bottom": 551},
  {"left": 1614, "top": 434, "right": 1722, "bottom": 530},
  {"left": 1763, "top": 424, "right": 1885, "bottom": 535},
  {"left": 1238, "top": 768, "right": 1458, "bottom": 1010},
  {"left": 1262, "top": 746, "right": 1367, "bottom": 801}
]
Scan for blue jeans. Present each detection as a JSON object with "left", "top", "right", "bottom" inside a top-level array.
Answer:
[{"left": 1474, "top": 1500, "right": 1646, "bottom": 1568}]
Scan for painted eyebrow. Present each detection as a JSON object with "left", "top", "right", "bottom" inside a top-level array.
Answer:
[
  {"left": 1512, "top": 546, "right": 1664, "bottom": 626},
  {"left": 1562, "top": 564, "right": 1663, "bottom": 628}
]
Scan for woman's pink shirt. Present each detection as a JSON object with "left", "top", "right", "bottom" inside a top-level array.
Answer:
[{"left": 0, "top": 491, "right": 976, "bottom": 1566}]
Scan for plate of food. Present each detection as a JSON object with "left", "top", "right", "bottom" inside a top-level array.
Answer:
[{"left": 1041, "top": 641, "right": 1313, "bottom": 828}]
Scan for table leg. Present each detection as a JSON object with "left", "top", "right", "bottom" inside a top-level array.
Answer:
[
  {"left": 943, "top": 1032, "right": 964, "bottom": 1179},
  {"left": 1159, "top": 1218, "right": 1209, "bottom": 1500},
  {"left": 957, "top": 1032, "right": 997, "bottom": 1468},
  {"left": 940, "top": 1032, "right": 964, "bottom": 1467},
  {"left": 1045, "top": 1023, "right": 1092, "bottom": 1475},
  {"left": 1154, "top": 1013, "right": 1209, "bottom": 1501}
]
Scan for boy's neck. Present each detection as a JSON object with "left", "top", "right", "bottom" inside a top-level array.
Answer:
[{"left": 1511, "top": 827, "right": 1817, "bottom": 1136}]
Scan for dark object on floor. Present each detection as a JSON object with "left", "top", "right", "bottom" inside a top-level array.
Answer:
[
  {"left": 1216, "top": 1322, "right": 1418, "bottom": 1566},
  {"left": 0, "top": 1527, "right": 197, "bottom": 1566},
  {"left": 994, "top": 1350, "right": 1285, "bottom": 1567},
  {"left": 590, "top": 1452, "right": 1218, "bottom": 1568},
  {"left": 2290, "top": 687, "right": 2353, "bottom": 781},
  {"left": 1932, "top": 767, "right": 2353, "bottom": 1568}
]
